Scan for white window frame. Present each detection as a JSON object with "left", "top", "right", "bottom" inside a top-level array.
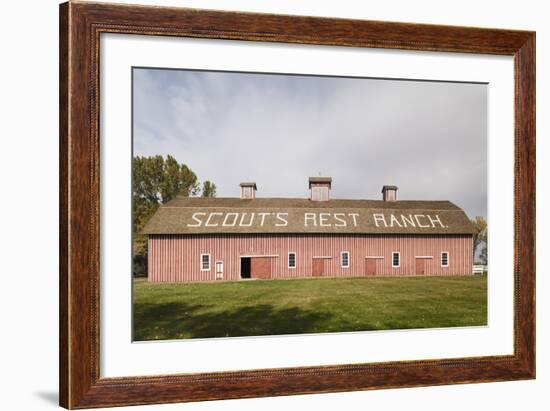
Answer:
[
  {"left": 200, "top": 253, "right": 211, "bottom": 271},
  {"left": 392, "top": 251, "right": 400, "bottom": 268},
  {"left": 441, "top": 251, "right": 449, "bottom": 267},
  {"left": 341, "top": 251, "right": 350, "bottom": 268},
  {"left": 288, "top": 252, "right": 297, "bottom": 269}
]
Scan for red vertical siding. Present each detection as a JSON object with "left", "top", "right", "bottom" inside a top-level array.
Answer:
[{"left": 147, "top": 234, "right": 473, "bottom": 282}]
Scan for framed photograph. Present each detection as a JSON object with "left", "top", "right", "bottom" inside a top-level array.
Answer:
[{"left": 59, "top": 1, "right": 535, "bottom": 408}]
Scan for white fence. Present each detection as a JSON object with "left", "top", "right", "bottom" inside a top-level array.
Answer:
[{"left": 473, "top": 265, "right": 487, "bottom": 275}]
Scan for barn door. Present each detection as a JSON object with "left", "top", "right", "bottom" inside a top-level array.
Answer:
[
  {"left": 415, "top": 258, "right": 426, "bottom": 275},
  {"left": 365, "top": 258, "right": 377, "bottom": 276},
  {"left": 312, "top": 258, "right": 324, "bottom": 277},
  {"left": 250, "top": 257, "right": 272, "bottom": 279},
  {"left": 215, "top": 261, "right": 224, "bottom": 280}
]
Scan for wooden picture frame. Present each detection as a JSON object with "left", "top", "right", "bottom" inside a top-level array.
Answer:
[{"left": 59, "top": 1, "right": 535, "bottom": 408}]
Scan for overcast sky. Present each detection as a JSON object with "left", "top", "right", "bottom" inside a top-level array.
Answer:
[{"left": 133, "top": 68, "right": 487, "bottom": 219}]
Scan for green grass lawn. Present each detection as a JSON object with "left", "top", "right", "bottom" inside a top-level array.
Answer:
[{"left": 133, "top": 275, "right": 487, "bottom": 341}]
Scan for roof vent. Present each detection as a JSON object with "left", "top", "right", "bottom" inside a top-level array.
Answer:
[
  {"left": 382, "top": 185, "right": 398, "bottom": 202},
  {"left": 309, "top": 177, "right": 332, "bottom": 201},
  {"left": 240, "top": 182, "right": 257, "bottom": 199}
]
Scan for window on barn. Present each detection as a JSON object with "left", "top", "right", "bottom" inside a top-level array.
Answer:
[
  {"left": 288, "top": 252, "right": 297, "bottom": 268},
  {"left": 392, "top": 252, "right": 400, "bottom": 268},
  {"left": 200, "top": 254, "right": 211, "bottom": 271},
  {"left": 441, "top": 252, "right": 449, "bottom": 267},
  {"left": 341, "top": 251, "right": 350, "bottom": 268}
]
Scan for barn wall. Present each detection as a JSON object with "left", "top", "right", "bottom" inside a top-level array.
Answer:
[{"left": 147, "top": 234, "right": 473, "bottom": 282}]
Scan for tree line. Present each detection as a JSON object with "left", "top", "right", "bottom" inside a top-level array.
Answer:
[{"left": 133, "top": 155, "right": 216, "bottom": 276}]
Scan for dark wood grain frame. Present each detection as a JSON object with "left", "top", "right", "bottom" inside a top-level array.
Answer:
[{"left": 59, "top": 1, "right": 535, "bottom": 409}]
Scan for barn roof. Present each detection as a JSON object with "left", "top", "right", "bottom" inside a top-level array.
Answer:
[
  {"left": 309, "top": 177, "right": 332, "bottom": 188},
  {"left": 141, "top": 197, "right": 476, "bottom": 235}
]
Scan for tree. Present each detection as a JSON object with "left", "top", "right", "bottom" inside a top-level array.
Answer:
[
  {"left": 132, "top": 155, "right": 208, "bottom": 276},
  {"left": 471, "top": 216, "right": 488, "bottom": 263},
  {"left": 202, "top": 181, "right": 217, "bottom": 197},
  {"left": 158, "top": 155, "right": 200, "bottom": 202},
  {"left": 479, "top": 243, "right": 488, "bottom": 265}
]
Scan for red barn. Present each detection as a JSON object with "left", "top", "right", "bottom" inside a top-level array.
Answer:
[{"left": 142, "top": 178, "right": 475, "bottom": 282}]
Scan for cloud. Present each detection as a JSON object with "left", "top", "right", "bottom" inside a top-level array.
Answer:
[{"left": 133, "top": 68, "right": 487, "bottom": 219}]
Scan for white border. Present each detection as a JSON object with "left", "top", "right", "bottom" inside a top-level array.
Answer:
[{"left": 100, "top": 33, "right": 514, "bottom": 378}]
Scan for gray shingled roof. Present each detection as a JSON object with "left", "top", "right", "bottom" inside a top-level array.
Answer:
[{"left": 142, "top": 197, "right": 475, "bottom": 235}]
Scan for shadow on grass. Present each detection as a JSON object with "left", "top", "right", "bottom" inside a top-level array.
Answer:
[{"left": 134, "top": 302, "right": 335, "bottom": 340}]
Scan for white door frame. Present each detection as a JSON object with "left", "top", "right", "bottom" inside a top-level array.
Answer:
[{"left": 215, "top": 260, "right": 224, "bottom": 280}]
